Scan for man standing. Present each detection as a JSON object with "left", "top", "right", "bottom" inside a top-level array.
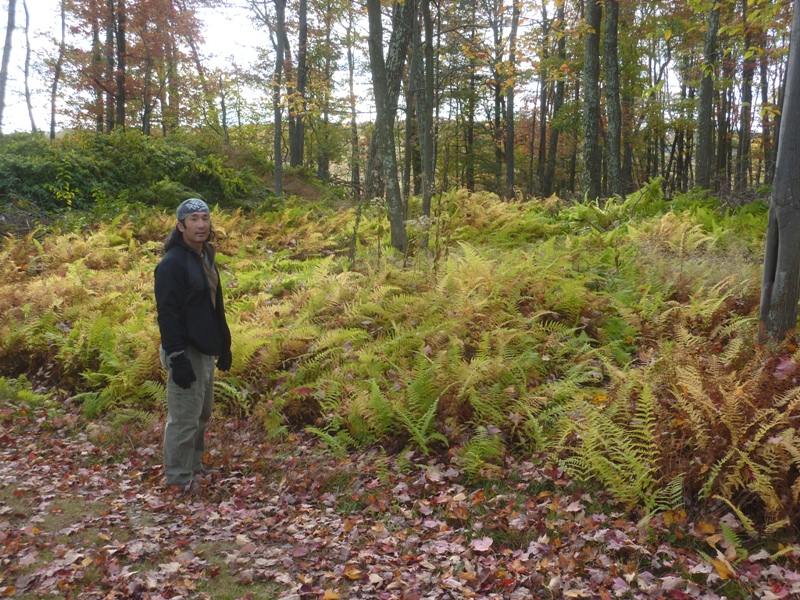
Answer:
[{"left": 154, "top": 198, "right": 232, "bottom": 495}]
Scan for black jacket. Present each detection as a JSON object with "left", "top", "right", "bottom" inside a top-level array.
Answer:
[{"left": 154, "top": 238, "right": 231, "bottom": 357}]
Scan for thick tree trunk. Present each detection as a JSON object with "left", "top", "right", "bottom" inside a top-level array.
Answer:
[
  {"left": 367, "top": 0, "right": 407, "bottom": 252},
  {"left": 604, "top": 0, "right": 622, "bottom": 196},
  {"left": 582, "top": 0, "right": 602, "bottom": 200},
  {"left": 0, "top": 0, "right": 16, "bottom": 132},
  {"left": 696, "top": 6, "right": 719, "bottom": 189},
  {"left": 364, "top": 0, "right": 415, "bottom": 200},
  {"left": 759, "top": 1, "right": 800, "bottom": 343}
]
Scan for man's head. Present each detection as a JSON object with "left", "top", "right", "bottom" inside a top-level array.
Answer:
[
  {"left": 176, "top": 198, "right": 210, "bottom": 222},
  {"left": 176, "top": 198, "right": 211, "bottom": 250}
]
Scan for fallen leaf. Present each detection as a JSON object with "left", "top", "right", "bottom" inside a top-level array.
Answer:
[{"left": 471, "top": 536, "right": 493, "bottom": 552}]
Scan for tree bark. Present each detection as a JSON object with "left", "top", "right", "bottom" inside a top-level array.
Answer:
[
  {"left": 582, "top": 0, "right": 602, "bottom": 200},
  {"left": 543, "top": 3, "right": 565, "bottom": 198},
  {"left": 273, "top": 0, "right": 286, "bottom": 198},
  {"left": 736, "top": 0, "right": 755, "bottom": 191},
  {"left": 504, "top": 0, "right": 520, "bottom": 201},
  {"left": 604, "top": 0, "right": 622, "bottom": 196},
  {"left": 22, "top": 0, "right": 35, "bottom": 132},
  {"left": 759, "top": 1, "right": 800, "bottom": 343},
  {"left": 696, "top": 6, "right": 719, "bottom": 190},
  {"left": 0, "top": 0, "right": 16, "bottom": 132},
  {"left": 114, "top": 0, "right": 126, "bottom": 129},
  {"left": 536, "top": 4, "right": 549, "bottom": 195},
  {"left": 364, "top": 0, "right": 415, "bottom": 200},
  {"left": 289, "top": 0, "right": 307, "bottom": 167},
  {"left": 419, "top": 0, "right": 435, "bottom": 215},
  {"left": 51, "top": 0, "right": 66, "bottom": 140},
  {"left": 367, "top": 0, "right": 407, "bottom": 252},
  {"left": 347, "top": 9, "right": 360, "bottom": 202}
]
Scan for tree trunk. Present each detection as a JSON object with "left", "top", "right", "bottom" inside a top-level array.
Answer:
[
  {"left": 50, "top": 0, "right": 66, "bottom": 140},
  {"left": 504, "top": 1, "right": 520, "bottom": 200},
  {"left": 736, "top": 0, "right": 755, "bottom": 191},
  {"left": 367, "top": 0, "right": 407, "bottom": 252},
  {"left": 114, "top": 0, "right": 126, "bottom": 129},
  {"left": 273, "top": 0, "right": 286, "bottom": 198},
  {"left": 419, "top": 0, "right": 435, "bottom": 215},
  {"left": 404, "top": 7, "right": 420, "bottom": 202},
  {"left": 604, "top": 0, "right": 622, "bottom": 196},
  {"left": 104, "top": 0, "right": 115, "bottom": 132},
  {"left": 543, "top": 3, "right": 565, "bottom": 198},
  {"left": 535, "top": 4, "right": 549, "bottom": 195},
  {"left": 90, "top": 0, "right": 104, "bottom": 132},
  {"left": 347, "top": 10, "right": 360, "bottom": 202},
  {"left": 759, "top": 1, "right": 800, "bottom": 343},
  {"left": 761, "top": 48, "right": 774, "bottom": 184},
  {"left": 364, "top": 0, "right": 415, "bottom": 200},
  {"left": 582, "top": 0, "right": 602, "bottom": 200},
  {"left": 317, "top": 5, "right": 332, "bottom": 182},
  {"left": 219, "top": 74, "right": 230, "bottom": 145},
  {"left": 289, "top": 0, "right": 307, "bottom": 167},
  {"left": 696, "top": 6, "right": 719, "bottom": 189},
  {"left": 22, "top": 0, "right": 35, "bottom": 132},
  {"left": 0, "top": 0, "right": 16, "bottom": 132}
]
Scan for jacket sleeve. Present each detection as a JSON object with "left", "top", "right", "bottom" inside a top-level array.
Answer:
[{"left": 154, "top": 254, "right": 186, "bottom": 355}]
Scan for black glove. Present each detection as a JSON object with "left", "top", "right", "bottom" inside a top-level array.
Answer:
[
  {"left": 217, "top": 348, "right": 232, "bottom": 372},
  {"left": 170, "top": 353, "right": 196, "bottom": 389}
]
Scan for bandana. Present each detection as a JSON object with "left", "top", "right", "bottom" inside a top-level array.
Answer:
[{"left": 176, "top": 198, "right": 210, "bottom": 221}]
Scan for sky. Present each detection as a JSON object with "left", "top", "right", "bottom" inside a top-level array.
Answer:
[{"left": 0, "top": 0, "right": 266, "bottom": 133}]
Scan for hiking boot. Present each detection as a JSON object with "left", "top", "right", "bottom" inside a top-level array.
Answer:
[{"left": 166, "top": 479, "right": 200, "bottom": 496}]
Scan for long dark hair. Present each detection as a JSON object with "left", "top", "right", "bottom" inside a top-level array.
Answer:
[{"left": 163, "top": 222, "right": 216, "bottom": 253}]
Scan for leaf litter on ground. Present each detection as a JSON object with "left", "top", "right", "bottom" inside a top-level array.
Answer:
[{"left": 2, "top": 401, "right": 800, "bottom": 599}]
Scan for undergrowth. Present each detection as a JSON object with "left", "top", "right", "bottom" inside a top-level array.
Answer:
[{"left": 2, "top": 183, "right": 792, "bottom": 529}]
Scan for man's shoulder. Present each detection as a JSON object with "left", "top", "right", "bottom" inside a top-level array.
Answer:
[{"left": 157, "top": 245, "right": 189, "bottom": 271}]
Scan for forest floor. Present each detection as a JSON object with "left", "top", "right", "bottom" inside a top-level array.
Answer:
[{"left": 2, "top": 400, "right": 800, "bottom": 599}]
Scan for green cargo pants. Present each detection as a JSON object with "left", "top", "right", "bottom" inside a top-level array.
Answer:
[{"left": 160, "top": 344, "right": 215, "bottom": 487}]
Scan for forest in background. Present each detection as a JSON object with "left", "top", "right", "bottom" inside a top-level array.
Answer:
[{"left": 0, "top": 0, "right": 791, "bottom": 214}]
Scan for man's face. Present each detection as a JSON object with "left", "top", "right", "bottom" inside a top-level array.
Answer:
[{"left": 178, "top": 212, "right": 210, "bottom": 250}]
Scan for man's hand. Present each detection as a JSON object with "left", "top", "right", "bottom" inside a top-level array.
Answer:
[
  {"left": 170, "top": 353, "right": 196, "bottom": 389},
  {"left": 217, "top": 348, "right": 232, "bottom": 372}
]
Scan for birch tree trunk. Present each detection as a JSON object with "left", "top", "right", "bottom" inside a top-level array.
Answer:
[{"left": 0, "top": 0, "right": 16, "bottom": 132}]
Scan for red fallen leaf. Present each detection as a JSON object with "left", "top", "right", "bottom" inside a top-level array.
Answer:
[{"left": 293, "top": 546, "right": 309, "bottom": 557}]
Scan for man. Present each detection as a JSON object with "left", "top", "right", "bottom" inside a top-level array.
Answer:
[{"left": 154, "top": 198, "right": 232, "bottom": 495}]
